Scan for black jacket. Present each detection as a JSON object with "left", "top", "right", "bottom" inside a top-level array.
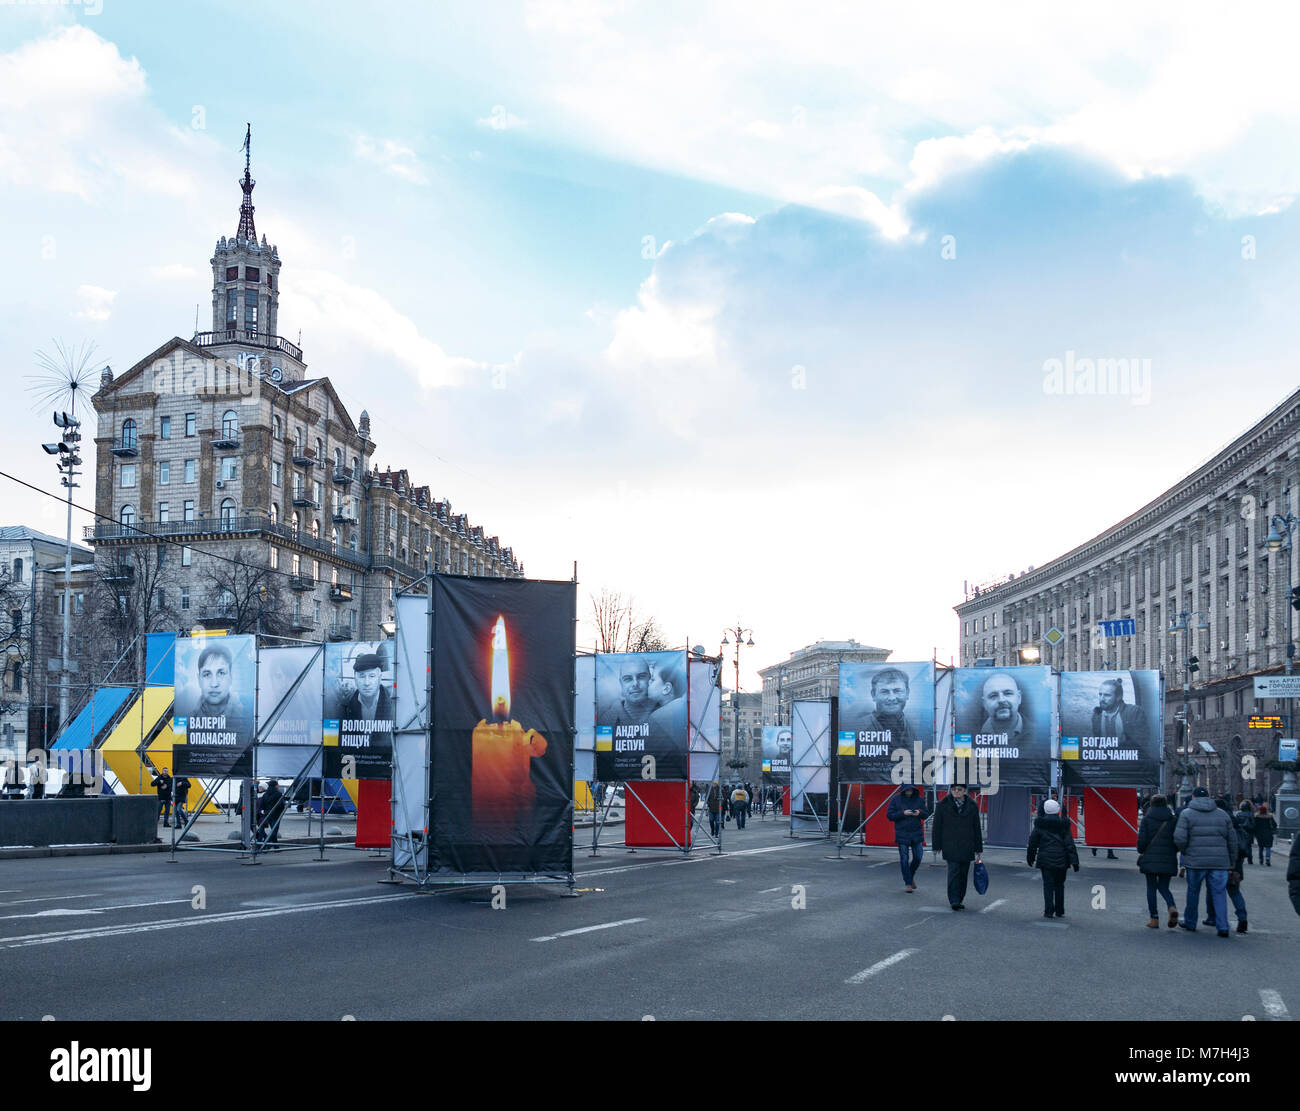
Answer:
[
  {"left": 1253, "top": 812, "right": 1277, "bottom": 848},
  {"left": 258, "top": 785, "right": 285, "bottom": 822},
  {"left": 932, "top": 794, "right": 982, "bottom": 862},
  {"left": 885, "top": 785, "right": 930, "bottom": 844},
  {"left": 1027, "top": 814, "right": 1079, "bottom": 871},
  {"left": 150, "top": 772, "right": 172, "bottom": 799},
  {"left": 1136, "top": 803, "right": 1179, "bottom": 875},
  {"left": 173, "top": 777, "right": 191, "bottom": 803}
]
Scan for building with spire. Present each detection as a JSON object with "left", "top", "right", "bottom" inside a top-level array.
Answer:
[{"left": 86, "top": 130, "right": 522, "bottom": 650}]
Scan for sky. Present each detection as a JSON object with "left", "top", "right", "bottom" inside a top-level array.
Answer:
[{"left": 2, "top": 2, "right": 1299, "bottom": 689}]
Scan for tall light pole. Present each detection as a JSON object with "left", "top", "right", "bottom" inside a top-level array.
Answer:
[
  {"left": 1266, "top": 511, "right": 1300, "bottom": 825},
  {"left": 721, "top": 624, "right": 754, "bottom": 772},
  {"left": 1168, "top": 609, "right": 1208, "bottom": 802},
  {"left": 42, "top": 409, "right": 82, "bottom": 731}
]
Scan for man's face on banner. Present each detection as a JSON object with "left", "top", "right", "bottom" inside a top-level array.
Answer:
[
  {"left": 355, "top": 665, "right": 382, "bottom": 699},
  {"left": 199, "top": 656, "right": 231, "bottom": 704},
  {"left": 1097, "top": 680, "right": 1122, "bottom": 711},
  {"left": 777, "top": 729, "right": 792, "bottom": 755},
  {"left": 982, "top": 674, "right": 1021, "bottom": 722},
  {"left": 872, "top": 675, "right": 909, "bottom": 716},
  {"left": 619, "top": 661, "right": 650, "bottom": 704}
]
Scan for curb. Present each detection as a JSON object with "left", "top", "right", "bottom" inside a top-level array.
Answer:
[{"left": 0, "top": 834, "right": 357, "bottom": 860}]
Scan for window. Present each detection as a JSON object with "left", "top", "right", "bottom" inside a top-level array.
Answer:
[
  {"left": 352, "top": 456, "right": 359, "bottom": 476},
  {"left": 9, "top": 663, "right": 20, "bottom": 694},
  {"left": 245, "top": 266, "right": 260, "bottom": 282},
  {"left": 331, "top": 567, "right": 339, "bottom": 586},
  {"left": 158, "top": 502, "right": 169, "bottom": 523},
  {"left": 121, "top": 418, "right": 137, "bottom": 449},
  {"left": 221, "top": 457, "right": 238, "bottom": 481},
  {"left": 11, "top": 558, "right": 21, "bottom": 583},
  {"left": 181, "top": 546, "right": 192, "bottom": 567},
  {"left": 185, "top": 412, "right": 196, "bottom": 437},
  {"left": 315, "top": 438, "right": 323, "bottom": 461},
  {"left": 159, "top": 461, "right": 170, "bottom": 485},
  {"left": 311, "top": 519, "right": 320, "bottom": 540},
  {"left": 183, "top": 500, "right": 195, "bottom": 522},
  {"left": 219, "top": 498, "right": 235, "bottom": 524},
  {"left": 313, "top": 559, "right": 321, "bottom": 580},
  {"left": 226, "top": 266, "right": 238, "bottom": 281},
  {"left": 290, "top": 512, "right": 299, "bottom": 533},
  {"left": 332, "top": 528, "right": 340, "bottom": 553},
  {"left": 295, "top": 427, "right": 304, "bottom": 453},
  {"left": 10, "top": 609, "right": 21, "bottom": 634},
  {"left": 120, "top": 464, "right": 137, "bottom": 488},
  {"left": 221, "top": 410, "right": 239, "bottom": 439},
  {"left": 181, "top": 587, "right": 190, "bottom": 610},
  {"left": 160, "top": 415, "right": 171, "bottom": 440},
  {"left": 244, "top": 289, "right": 258, "bottom": 327},
  {"left": 350, "top": 532, "right": 358, "bottom": 553},
  {"left": 294, "top": 474, "right": 304, "bottom": 498},
  {"left": 272, "top": 461, "right": 281, "bottom": 487},
  {"left": 226, "top": 289, "right": 237, "bottom": 324},
  {"left": 1234, "top": 689, "right": 1244, "bottom": 715},
  {"left": 184, "top": 459, "right": 196, "bottom": 483},
  {"left": 313, "top": 601, "right": 321, "bottom": 623},
  {"left": 291, "top": 553, "right": 301, "bottom": 575},
  {"left": 273, "top": 415, "right": 283, "bottom": 440},
  {"left": 334, "top": 447, "right": 343, "bottom": 469},
  {"left": 313, "top": 480, "right": 323, "bottom": 505},
  {"left": 74, "top": 593, "right": 83, "bottom": 615},
  {"left": 270, "top": 503, "right": 278, "bottom": 525},
  {"left": 270, "top": 547, "right": 279, "bottom": 570},
  {"left": 120, "top": 504, "right": 135, "bottom": 528}
]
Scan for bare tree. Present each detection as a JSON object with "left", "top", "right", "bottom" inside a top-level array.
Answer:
[
  {"left": 0, "top": 567, "right": 28, "bottom": 719},
  {"left": 195, "top": 544, "right": 294, "bottom": 639},
  {"left": 89, "top": 544, "right": 183, "bottom": 683},
  {"left": 629, "top": 614, "right": 669, "bottom": 653},
  {"left": 589, "top": 587, "right": 670, "bottom": 653}
]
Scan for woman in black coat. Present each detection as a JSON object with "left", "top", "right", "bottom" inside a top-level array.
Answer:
[
  {"left": 1136, "top": 794, "right": 1180, "bottom": 928},
  {"left": 1027, "top": 799, "right": 1080, "bottom": 918},
  {"left": 1253, "top": 804, "right": 1277, "bottom": 866}
]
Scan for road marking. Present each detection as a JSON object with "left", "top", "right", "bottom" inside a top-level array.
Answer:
[
  {"left": 980, "top": 899, "right": 1007, "bottom": 914},
  {"left": 531, "top": 917, "right": 647, "bottom": 943},
  {"left": 865, "top": 861, "right": 891, "bottom": 868},
  {"left": 903, "top": 916, "right": 936, "bottom": 931},
  {"left": 0, "top": 894, "right": 102, "bottom": 908},
  {"left": 846, "top": 949, "right": 918, "bottom": 983},
  {"left": 0, "top": 898, "right": 191, "bottom": 922},
  {"left": 758, "top": 886, "right": 782, "bottom": 893},
  {"left": 581, "top": 839, "right": 811, "bottom": 878},
  {"left": 1259, "top": 990, "right": 1291, "bottom": 1021},
  {"left": 0, "top": 891, "right": 419, "bottom": 949}
]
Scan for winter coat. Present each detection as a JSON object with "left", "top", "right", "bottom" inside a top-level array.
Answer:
[
  {"left": 931, "top": 794, "right": 982, "bottom": 862},
  {"left": 885, "top": 785, "right": 930, "bottom": 844},
  {"left": 706, "top": 785, "right": 721, "bottom": 815},
  {"left": 1027, "top": 814, "right": 1079, "bottom": 871},
  {"left": 173, "top": 777, "right": 191, "bottom": 804},
  {"left": 150, "top": 772, "right": 172, "bottom": 799},
  {"left": 1233, "top": 808, "right": 1256, "bottom": 840},
  {"left": 1253, "top": 812, "right": 1276, "bottom": 849},
  {"left": 1136, "top": 803, "right": 1179, "bottom": 875},
  {"left": 1173, "top": 797, "right": 1238, "bottom": 871}
]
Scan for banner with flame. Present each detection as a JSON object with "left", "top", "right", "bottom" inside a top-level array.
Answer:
[{"left": 431, "top": 576, "right": 575, "bottom": 873}]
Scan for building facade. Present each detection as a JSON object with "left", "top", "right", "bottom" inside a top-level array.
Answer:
[
  {"left": 757, "top": 639, "right": 892, "bottom": 725},
  {"left": 87, "top": 150, "right": 523, "bottom": 650},
  {"left": 954, "top": 386, "right": 1300, "bottom": 800},
  {"left": 719, "top": 690, "right": 763, "bottom": 772}
]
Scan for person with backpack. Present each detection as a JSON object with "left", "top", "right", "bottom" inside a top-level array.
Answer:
[
  {"left": 1253, "top": 804, "right": 1277, "bottom": 866},
  {"left": 1027, "top": 798, "right": 1080, "bottom": 918},
  {"left": 1136, "top": 794, "right": 1180, "bottom": 928},
  {"left": 1233, "top": 801, "right": 1256, "bottom": 864},
  {"left": 731, "top": 783, "right": 749, "bottom": 829},
  {"left": 151, "top": 768, "right": 173, "bottom": 827}
]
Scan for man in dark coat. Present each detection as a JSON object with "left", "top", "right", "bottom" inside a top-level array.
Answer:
[
  {"left": 172, "top": 775, "right": 192, "bottom": 829},
  {"left": 1173, "top": 786, "right": 1238, "bottom": 936},
  {"left": 886, "top": 783, "right": 931, "bottom": 892},
  {"left": 1233, "top": 801, "right": 1256, "bottom": 864},
  {"left": 151, "top": 768, "right": 173, "bottom": 827},
  {"left": 706, "top": 781, "right": 722, "bottom": 838},
  {"left": 1136, "top": 794, "right": 1180, "bottom": 927},
  {"left": 1027, "top": 798, "right": 1080, "bottom": 917},
  {"left": 1253, "top": 804, "right": 1277, "bottom": 866},
  {"left": 256, "top": 779, "right": 286, "bottom": 845},
  {"left": 931, "top": 783, "right": 982, "bottom": 910}
]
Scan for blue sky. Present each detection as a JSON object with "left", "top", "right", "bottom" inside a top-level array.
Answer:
[{"left": 3, "top": 4, "right": 1299, "bottom": 686}]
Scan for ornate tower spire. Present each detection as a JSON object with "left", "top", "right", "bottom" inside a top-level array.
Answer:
[{"left": 236, "top": 123, "right": 257, "bottom": 242}]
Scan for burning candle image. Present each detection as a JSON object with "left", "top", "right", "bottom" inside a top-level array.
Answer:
[{"left": 471, "top": 615, "right": 547, "bottom": 837}]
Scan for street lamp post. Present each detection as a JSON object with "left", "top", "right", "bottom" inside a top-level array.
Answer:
[
  {"left": 1266, "top": 512, "right": 1300, "bottom": 831},
  {"left": 1168, "top": 610, "right": 1209, "bottom": 803},
  {"left": 721, "top": 624, "right": 754, "bottom": 772},
  {"left": 42, "top": 410, "right": 82, "bottom": 733}
]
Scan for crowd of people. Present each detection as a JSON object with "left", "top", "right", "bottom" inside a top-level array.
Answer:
[{"left": 151, "top": 769, "right": 285, "bottom": 844}]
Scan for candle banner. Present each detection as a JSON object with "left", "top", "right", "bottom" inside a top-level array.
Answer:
[
  {"left": 172, "top": 634, "right": 257, "bottom": 776},
  {"left": 594, "top": 651, "right": 690, "bottom": 781}
]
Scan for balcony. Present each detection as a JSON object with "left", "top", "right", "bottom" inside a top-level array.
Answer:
[
  {"left": 110, "top": 439, "right": 139, "bottom": 458},
  {"left": 326, "top": 623, "right": 353, "bottom": 642},
  {"left": 289, "top": 573, "right": 315, "bottom": 592},
  {"left": 331, "top": 467, "right": 353, "bottom": 486},
  {"left": 291, "top": 493, "right": 318, "bottom": 509},
  {"left": 328, "top": 584, "right": 353, "bottom": 603},
  {"left": 331, "top": 507, "right": 356, "bottom": 524},
  {"left": 211, "top": 428, "right": 241, "bottom": 450},
  {"left": 198, "top": 608, "right": 237, "bottom": 628},
  {"left": 83, "top": 514, "right": 370, "bottom": 568},
  {"left": 192, "top": 329, "right": 303, "bottom": 362},
  {"left": 103, "top": 564, "right": 135, "bottom": 584},
  {"left": 288, "top": 615, "right": 314, "bottom": 633},
  {"left": 290, "top": 444, "right": 316, "bottom": 468}
]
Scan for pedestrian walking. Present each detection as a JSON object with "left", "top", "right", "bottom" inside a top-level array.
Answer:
[
  {"left": 706, "top": 781, "right": 722, "bottom": 838},
  {"left": 151, "top": 768, "right": 173, "bottom": 827},
  {"left": 886, "top": 783, "right": 930, "bottom": 892},
  {"left": 731, "top": 783, "right": 749, "bottom": 829},
  {"left": 172, "top": 775, "right": 191, "bottom": 829},
  {"left": 1233, "top": 801, "right": 1256, "bottom": 864},
  {"left": 1136, "top": 794, "right": 1180, "bottom": 928},
  {"left": 1253, "top": 804, "right": 1276, "bottom": 866},
  {"left": 931, "top": 783, "right": 982, "bottom": 910},
  {"left": 256, "top": 779, "right": 285, "bottom": 845},
  {"left": 1027, "top": 799, "right": 1080, "bottom": 918},
  {"left": 1173, "top": 786, "right": 1238, "bottom": 937},
  {"left": 1203, "top": 837, "right": 1249, "bottom": 934},
  {"left": 1288, "top": 833, "right": 1300, "bottom": 917}
]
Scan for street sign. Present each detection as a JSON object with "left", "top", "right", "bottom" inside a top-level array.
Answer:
[
  {"left": 1097, "top": 619, "right": 1136, "bottom": 637},
  {"left": 1280, "top": 738, "right": 1298, "bottom": 763},
  {"left": 1254, "top": 676, "right": 1300, "bottom": 698},
  {"left": 1248, "top": 714, "right": 1288, "bottom": 731},
  {"left": 1043, "top": 627, "right": 1064, "bottom": 646}
]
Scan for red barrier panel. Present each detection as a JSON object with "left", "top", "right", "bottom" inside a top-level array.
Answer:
[
  {"left": 355, "top": 778, "right": 391, "bottom": 848},
  {"left": 857, "top": 784, "right": 899, "bottom": 846},
  {"left": 781, "top": 786, "right": 790, "bottom": 816},
  {"left": 625, "top": 781, "right": 691, "bottom": 848},
  {"left": 1082, "top": 787, "right": 1138, "bottom": 847}
]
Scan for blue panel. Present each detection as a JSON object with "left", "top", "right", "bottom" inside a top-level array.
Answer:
[
  {"left": 50, "top": 687, "right": 135, "bottom": 751},
  {"left": 322, "top": 778, "right": 356, "bottom": 814},
  {"left": 145, "top": 632, "right": 176, "bottom": 685}
]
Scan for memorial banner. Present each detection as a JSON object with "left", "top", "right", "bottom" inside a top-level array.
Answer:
[
  {"left": 172, "top": 634, "right": 257, "bottom": 776},
  {"left": 323, "top": 642, "right": 395, "bottom": 780},
  {"left": 594, "top": 651, "right": 690, "bottom": 781},
  {"left": 1059, "top": 670, "right": 1162, "bottom": 788},
  {"left": 761, "top": 725, "right": 792, "bottom": 784},
  {"left": 431, "top": 576, "right": 575, "bottom": 873},
  {"left": 837, "top": 662, "right": 935, "bottom": 783},
  {"left": 951, "top": 666, "right": 1053, "bottom": 787},
  {"left": 256, "top": 645, "right": 324, "bottom": 779}
]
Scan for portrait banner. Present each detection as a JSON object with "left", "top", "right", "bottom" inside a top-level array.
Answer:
[
  {"left": 172, "top": 634, "right": 257, "bottom": 776},
  {"left": 688, "top": 657, "right": 721, "bottom": 783},
  {"left": 431, "top": 576, "right": 575, "bottom": 874},
  {"left": 951, "top": 666, "right": 1053, "bottom": 788},
  {"left": 594, "top": 651, "right": 690, "bottom": 781},
  {"left": 761, "top": 725, "right": 792, "bottom": 784},
  {"left": 323, "top": 641, "right": 395, "bottom": 780},
  {"left": 836, "top": 662, "right": 935, "bottom": 783},
  {"left": 1059, "top": 670, "right": 1163, "bottom": 788}
]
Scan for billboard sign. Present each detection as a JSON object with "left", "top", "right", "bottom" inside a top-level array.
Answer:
[
  {"left": 951, "top": 666, "right": 1053, "bottom": 787},
  {"left": 172, "top": 634, "right": 257, "bottom": 776},
  {"left": 1059, "top": 670, "right": 1162, "bottom": 788},
  {"left": 594, "top": 651, "right": 690, "bottom": 781},
  {"left": 836, "top": 662, "right": 935, "bottom": 784},
  {"left": 323, "top": 642, "right": 395, "bottom": 780}
]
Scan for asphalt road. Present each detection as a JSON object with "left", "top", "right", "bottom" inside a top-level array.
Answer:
[{"left": 1, "top": 816, "right": 1295, "bottom": 1022}]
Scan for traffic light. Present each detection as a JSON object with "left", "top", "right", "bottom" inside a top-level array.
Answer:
[
  {"left": 1187, "top": 655, "right": 1200, "bottom": 674},
  {"left": 1290, "top": 586, "right": 1300, "bottom": 612}
]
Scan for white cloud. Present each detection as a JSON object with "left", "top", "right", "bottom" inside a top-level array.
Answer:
[
  {"left": 354, "top": 135, "right": 430, "bottom": 185},
  {"left": 73, "top": 284, "right": 116, "bottom": 321},
  {"left": 476, "top": 106, "right": 527, "bottom": 131}
]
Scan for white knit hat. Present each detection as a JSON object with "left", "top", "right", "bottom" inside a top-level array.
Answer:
[{"left": 1043, "top": 799, "right": 1061, "bottom": 815}]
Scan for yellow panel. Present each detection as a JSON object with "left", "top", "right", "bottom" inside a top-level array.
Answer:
[
  {"left": 575, "top": 781, "right": 594, "bottom": 809},
  {"left": 340, "top": 778, "right": 360, "bottom": 806},
  {"left": 100, "top": 688, "right": 174, "bottom": 752},
  {"left": 144, "top": 734, "right": 220, "bottom": 814}
]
